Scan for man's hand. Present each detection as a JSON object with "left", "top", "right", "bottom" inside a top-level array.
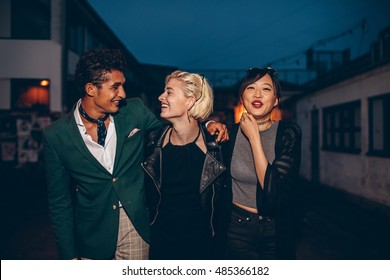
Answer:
[{"left": 206, "top": 121, "right": 229, "bottom": 143}]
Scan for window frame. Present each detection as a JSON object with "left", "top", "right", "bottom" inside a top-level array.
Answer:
[
  {"left": 367, "top": 93, "right": 390, "bottom": 158},
  {"left": 322, "top": 100, "right": 361, "bottom": 154},
  {"left": 11, "top": 0, "right": 51, "bottom": 40}
]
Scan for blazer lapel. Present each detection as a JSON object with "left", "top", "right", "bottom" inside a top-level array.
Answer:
[
  {"left": 65, "top": 110, "right": 111, "bottom": 174},
  {"left": 113, "top": 113, "right": 126, "bottom": 172}
]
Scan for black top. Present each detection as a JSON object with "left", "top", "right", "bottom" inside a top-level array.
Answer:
[
  {"left": 150, "top": 128, "right": 217, "bottom": 259},
  {"left": 159, "top": 128, "right": 204, "bottom": 212}
]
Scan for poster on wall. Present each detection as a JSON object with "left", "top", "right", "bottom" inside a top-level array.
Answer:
[
  {"left": 37, "top": 116, "right": 52, "bottom": 130},
  {"left": 19, "top": 135, "right": 40, "bottom": 163},
  {"left": 16, "top": 118, "right": 32, "bottom": 136},
  {"left": 0, "top": 115, "right": 17, "bottom": 162},
  {"left": 1, "top": 142, "right": 16, "bottom": 162},
  {"left": 1, "top": 115, "right": 52, "bottom": 165},
  {"left": 16, "top": 118, "right": 40, "bottom": 163}
]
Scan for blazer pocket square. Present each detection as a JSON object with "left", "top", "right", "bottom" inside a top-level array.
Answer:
[{"left": 128, "top": 128, "right": 140, "bottom": 138}]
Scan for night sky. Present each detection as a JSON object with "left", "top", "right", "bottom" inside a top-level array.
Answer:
[{"left": 87, "top": 0, "right": 390, "bottom": 70}]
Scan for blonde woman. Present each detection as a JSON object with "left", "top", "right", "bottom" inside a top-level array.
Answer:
[{"left": 142, "top": 70, "right": 227, "bottom": 260}]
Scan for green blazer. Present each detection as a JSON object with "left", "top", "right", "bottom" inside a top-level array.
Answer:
[{"left": 42, "top": 98, "right": 161, "bottom": 259}]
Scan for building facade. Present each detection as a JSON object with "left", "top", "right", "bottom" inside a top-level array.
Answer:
[{"left": 292, "top": 27, "right": 390, "bottom": 206}]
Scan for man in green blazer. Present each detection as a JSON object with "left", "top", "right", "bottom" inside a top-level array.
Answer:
[
  {"left": 43, "top": 49, "right": 228, "bottom": 260},
  {"left": 43, "top": 49, "right": 162, "bottom": 259}
]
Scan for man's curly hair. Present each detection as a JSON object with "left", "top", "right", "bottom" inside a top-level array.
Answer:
[{"left": 75, "top": 48, "right": 128, "bottom": 97}]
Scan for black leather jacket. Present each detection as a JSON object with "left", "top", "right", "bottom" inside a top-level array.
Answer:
[{"left": 141, "top": 124, "right": 227, "bottom": 238}]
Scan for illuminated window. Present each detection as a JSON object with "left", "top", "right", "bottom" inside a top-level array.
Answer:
[{"left": 11, "top": 79, "right": 50, "bottom": 111}]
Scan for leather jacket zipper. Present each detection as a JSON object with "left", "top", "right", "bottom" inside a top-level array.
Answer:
[
  {"left": 210, "top": 183, "right": 216, "bottom": 237},
  {"left": 141, "top": 160, "right": 162, "bottom": 225}
]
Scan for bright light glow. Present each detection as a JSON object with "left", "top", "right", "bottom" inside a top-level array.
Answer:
[
  {"left": 40, "top": 80, "right": 49, "bottom": 87},
  {"left": 234, "top": 103, "right": 246, "bottom": 123}
]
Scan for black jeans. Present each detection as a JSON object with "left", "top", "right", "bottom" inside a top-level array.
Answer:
[{"left": 226, "top": 204, "right": 276, "bottom": 260}]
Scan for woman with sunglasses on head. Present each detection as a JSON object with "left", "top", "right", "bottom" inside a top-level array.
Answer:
[
  {"left": 142, "top": 70, "right": 227, "bottom": 260},
  {"left": 224, "top": 67, "right": 302, "bottom": 259}
]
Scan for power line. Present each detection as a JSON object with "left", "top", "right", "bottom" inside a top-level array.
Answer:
[
  {"left": 266, "top": 19, "right": 367, "bottom": 67},
  {"left": 183, "top": 0, "right": 321, "bottom": 68}
]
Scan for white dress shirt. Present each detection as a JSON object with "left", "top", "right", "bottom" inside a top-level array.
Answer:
[{"left": 74, "top": 99, "right": 117, "bottom": 174}]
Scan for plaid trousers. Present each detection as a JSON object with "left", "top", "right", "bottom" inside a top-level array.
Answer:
[{"left": 115, "top": 207, "right": 149, "bottom": 260}]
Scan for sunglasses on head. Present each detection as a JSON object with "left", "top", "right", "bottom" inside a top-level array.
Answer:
[{"left": 245, "top": 67, "right": 278, "bottom": 79}]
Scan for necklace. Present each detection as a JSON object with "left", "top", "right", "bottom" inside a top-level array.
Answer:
[
  {"left": 257, "top": 118, "right": 271, "bottom": 126},
  {"left": 169, "top": 126, "right": 201, "bottom": 146}
]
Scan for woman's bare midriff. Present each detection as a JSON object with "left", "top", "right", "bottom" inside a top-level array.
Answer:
[{"left": 233, "top": 201, "right": 258, "bottom": 214}]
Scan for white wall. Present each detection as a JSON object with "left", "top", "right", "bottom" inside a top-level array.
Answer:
[
  {"left": 0, "top": 40, "right": 63, "bottom": 112},
  {"left": 296, "top": 63, "right": 390, "bottom": 206},
  {"left": 296, "top": 98, "right": 312, "bottom": 180}
]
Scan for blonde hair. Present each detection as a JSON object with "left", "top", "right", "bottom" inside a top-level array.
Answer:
[{"left": 165, "top": 70, "right": 213, "bottom": 121}]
